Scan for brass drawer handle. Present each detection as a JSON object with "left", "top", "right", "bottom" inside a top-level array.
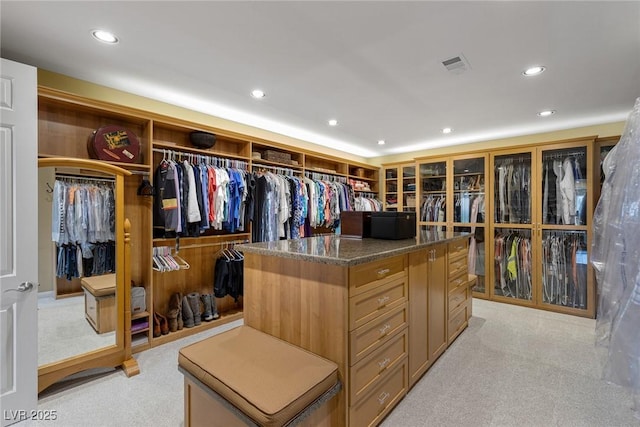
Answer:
[
  {"left": 378, "top": 391, "right": 390, "bottom": 406},
  {"left": 378, "top": 357, "right": 391, "bottom": 370},
  {"left": 377, "top": 295, "right": 390, "bottom": 307},
  {"left": 377, "top": 268, "right": 391, "bottom": 278},
  {"left": 379, "top": 323, "right": 391, "bottom": 336}
]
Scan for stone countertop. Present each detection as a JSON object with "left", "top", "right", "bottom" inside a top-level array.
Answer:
[{"left": 238, "top": 231, "right": 470, "bottom": 267}]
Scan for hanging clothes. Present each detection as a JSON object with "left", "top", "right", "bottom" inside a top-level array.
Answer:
[
  {"left": 153, "top": 153, "right": 249, "bottom": 238},
  {"left": 213, "top": 248, "right": 244, "bottom": 302},
  {"left": 494, "top": 230, "right": 532, "bottom": 300},
  {"left": 51, "top": 177, "right": 116, "bottom": 280}
]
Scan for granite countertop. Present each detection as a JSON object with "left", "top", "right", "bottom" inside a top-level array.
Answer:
[{"left": 239, "top": 230, "right": 470, "bottom": 266}]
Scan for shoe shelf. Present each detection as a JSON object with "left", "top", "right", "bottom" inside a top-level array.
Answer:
[{"left": 149, "top": 309, "right": 243, "bottom": 346}]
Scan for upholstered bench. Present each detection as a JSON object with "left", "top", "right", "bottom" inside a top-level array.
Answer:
[
  {"left": 81, "top": 273, "right": 116, "bottom": 334},
  {"left": 178, "top": 326, "right": 341, "bottom": 427}
]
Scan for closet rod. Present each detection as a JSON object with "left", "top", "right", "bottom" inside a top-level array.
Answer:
[
  {"left": 55, "top": 172, "right": 115, "bottom": 183},
  {"left": 252, "top": 163, "right": 298, "bottom": 176},
  {"left": 152, "top": 148, "right": 248, "bottom": 170},
  {"left": 129, "top": 170, "right": 150, "bottom": 176},
  {"left": 542, "top": 151, "right": 585, "bottom": 160},
  {"left": 174, "top": 238, "right": 250, "bottom": 251}
]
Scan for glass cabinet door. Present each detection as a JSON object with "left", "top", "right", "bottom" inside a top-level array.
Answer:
[
  {"left": 418, "top": 160, "right": 447, "bottom": 230},
  {"left": 493, "top": 152, "right": 532, "bottom": 225},
  {"left": 384, "top": 167, "right": 398, "bottom": 211},
  {"left": 491, "top": 150, "right": 534, "bottom": 303},
  {"left": 402, "top": 164, "right": 416, "bottom": 212},
  {"left": 453, "top": 155, "right": 487, "bottom": 295},
  {"left": 538, "top": 144, "right": 592, "bottom": 313}
]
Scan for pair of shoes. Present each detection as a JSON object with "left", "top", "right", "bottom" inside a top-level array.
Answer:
[
  {"left": 201, "top": 294, "right": 220, "bottom": 321},
  {"left": 153, "top": 313, "right": 169, "bottom": 336}
]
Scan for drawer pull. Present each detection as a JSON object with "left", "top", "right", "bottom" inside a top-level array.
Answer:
[
  {"left": 378, "top": 391, "right": 390, "bottom": 406},
  {"left": 378, "top": 357, "right": 391, "bottom": 370},
  {"left": 379, "top": 323, "right": 391, "bottom": 336},
  {"left": 377, "top": 295, "right": 390, "bottom": 307},
  {"left": 377, "top": 268, "right": 391, "bottom": 278}
]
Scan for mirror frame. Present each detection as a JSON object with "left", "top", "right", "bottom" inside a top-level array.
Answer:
[{"left": 38, "top": 157, "right": 139, "bottom": 393}]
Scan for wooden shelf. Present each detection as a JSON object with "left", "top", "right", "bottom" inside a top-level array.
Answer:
[
  {"left": 150, "top": 310, "right": 243, "bottom": 347},
  {"left": 131, "top": 310, "right": 150, "bottom": 320}
]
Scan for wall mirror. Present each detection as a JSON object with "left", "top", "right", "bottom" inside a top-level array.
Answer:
[{"left": 37, "top": 158, "right": 139, "bottom": 393}]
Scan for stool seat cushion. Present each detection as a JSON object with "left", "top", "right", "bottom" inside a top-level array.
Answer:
[
  {"left": 81, "top": 273, "right": 116, "bottom": 297},
  {"left": 178, "top": 326, "right": 338, "bottom": 426}
]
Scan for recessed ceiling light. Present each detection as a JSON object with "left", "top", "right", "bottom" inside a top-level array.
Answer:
[
  {"left": 251, "top": 89, "right": 265, "bottom": 99},
  {"left": 91, "top": 29, "right": 118, "bottom": 44},
  {"left": 442, "top": 127, "right": 453, "bottom": 134},
  {"left": 378, "top": 140, "right": 386, "bottom": 145},
  {"left": 537, "top": 110, "right": 556, "bottom": 117},
  {"left": 523, "top": 66, "right": 545, "bottom": 76},
  {"left": 328, "top": 119, "right": 338, "bottom": 126}
]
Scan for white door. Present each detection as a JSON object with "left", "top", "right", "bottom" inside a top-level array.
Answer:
[{"left": 0, "top": 58, "right": 38, "bottom": 426}]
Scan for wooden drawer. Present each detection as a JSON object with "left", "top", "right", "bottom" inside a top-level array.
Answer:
[
  {"left": 349, "top": 360, "right": 408, "bottom": 427},
  {"left": 349, "top": 255, "right": 406, "bottom": 297},
  {"left": 448, "top": 256, "right": 468, "bottom": 279},
  {"left": 448, "top": 284, "right": 468, "bottom": 314},
  {"left": 448, "top": 304, "right": 468, "bottom": 344},
  {"left": 448, "top": 239, "right": 468, "bottom": 261},
  {"left": 350, "top": 304, "right": 408, "bottom": 366},
  {"left": 448, "top": 272, "right": 467, "bottom": 292},
  {"left": 350, "top": 330, "right": 407, "bottom": 403},
  {"left": 349, "top": 277, "right": 407, "bottom": 331}
]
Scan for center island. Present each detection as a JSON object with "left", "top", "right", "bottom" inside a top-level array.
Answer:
[{"left": 239, "top": 230, "right": 472, "bottom": 427}]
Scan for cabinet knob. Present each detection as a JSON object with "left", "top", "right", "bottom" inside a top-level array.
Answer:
[
  {"left": 378, "top": 391, "right": 390, "bottom": 406},
  {"left": 378, "top": 357, "right": 391, "bottom": 371},
  {"left": 377, "top": 268, "right": 391, "bottom": 278},
  {"left": 379, "top": 323, "right": 391, "bottom": 336},
  {"left": 377, "top": 295, "right": 390, "bottom": 307}
]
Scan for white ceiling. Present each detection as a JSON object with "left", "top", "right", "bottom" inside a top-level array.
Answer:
[{"left": 2, "top": 1, "right": 639, "bottom": 158}]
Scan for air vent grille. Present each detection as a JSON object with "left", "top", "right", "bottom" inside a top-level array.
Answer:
[{"left": 442, "top": 54, "right": 471, "bottom": 74}]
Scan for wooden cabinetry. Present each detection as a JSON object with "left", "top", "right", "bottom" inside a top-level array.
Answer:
[
  {"left": 489, "top": 137, "right": 596, "bottom": 317},
  {"left": 447, "top": 240, "right": 469, "bottom": 343},
  {"left": 407, "top": 242, "right": 447, "bottom": 388},
  {"left": 414, "top": 154, "right": 489, "bottom": 299},
  {"left": 243, "top": 235, "right": 470, "bottom": 427},
  {"left": 382, "top": 162, "right": 415, "bottom": 212},
  {"left": 411, "top": 136, "right": 603, "bottom": 318},
  {"left": 38, "top": 86, "right": 380, "bottom": 353},
  {"left": 427, "top": 244, "right": 447, "bottom": 361}
]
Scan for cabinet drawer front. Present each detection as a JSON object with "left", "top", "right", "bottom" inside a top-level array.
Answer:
[
  {"left": 349, "top": 277, "right": 407, "bottom": 331},
  {"left": 349, "top": 361, "right": 407, "bottom": 427},
  {"left": 448, "top": 239, "right": 468, "bottom": 260},
  {"left": 448, "top": 283, "right": 468, "bottom": 313},
  {"left": 448, "top": 272, "right": 467, "bottom": 292},
  {"left": 350, "top": 330, "right": 407, "bottom": 403},
  {"left": 85, "top": 291, "right": 98, "bottom": 324},
  {"left": 448, "top": 304, "right": 468, "bottom": 343},
  {"left": 350, "top": 304, "right": 407, "bottom": 365},
  {"left": 349, "top": 255, "right": 406, "bottom": 296},
  {"left": 448, "top": 257, "right": 468, "bottom": 278}
]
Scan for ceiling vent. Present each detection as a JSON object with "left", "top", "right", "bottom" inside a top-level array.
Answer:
[{"left": 442, "top": 54, "right": 471, "bottom": 74}]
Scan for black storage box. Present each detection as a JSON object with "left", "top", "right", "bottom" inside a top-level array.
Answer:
[
  {"left": 340, "top": 211, "right": 372, "bottom": 238},
  {"left": 370, "top": 212, "right": 416, "bottom": 240}
]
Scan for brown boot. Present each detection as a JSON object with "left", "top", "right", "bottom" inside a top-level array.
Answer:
[
  {"left": 153, "top": 313, "right": 161, "bottom": 338},
  {"left": 157, "top": 313, "right": 169, "bottom": 335},
  {"left": 167, "top": 309, "right": 179, "bottom": 332},
  {"left": 170, "top": 292, "right": 183, "bottom": 330}
]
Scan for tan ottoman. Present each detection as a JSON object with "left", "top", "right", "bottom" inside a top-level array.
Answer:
[
  {"left": 81, "top": 273, "right": 116, "bottom": 334},
  {"left": 178, "top": 326, "right": 340, "bottom": 427}
]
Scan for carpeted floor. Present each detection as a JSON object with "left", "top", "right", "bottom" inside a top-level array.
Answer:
[
  {"left": 37, "top": 292, "right": 115, "bottom": 366},
  {"left": 22, "top": 300, "right": 640, "bottom": 426}
]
